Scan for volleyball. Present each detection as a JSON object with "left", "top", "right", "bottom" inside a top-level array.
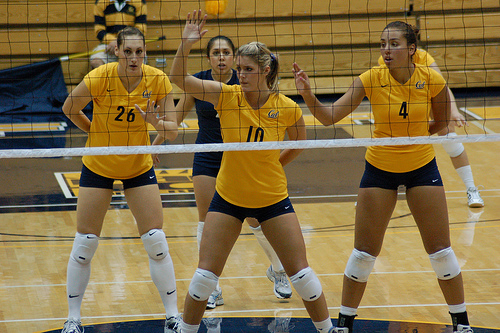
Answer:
[{"left": 205, "top": 0, "right": 227, "bottom": 15}]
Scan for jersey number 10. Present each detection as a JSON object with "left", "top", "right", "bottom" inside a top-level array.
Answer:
[{"left": 246, "top": 126, "right": 264, "bottom": 142}]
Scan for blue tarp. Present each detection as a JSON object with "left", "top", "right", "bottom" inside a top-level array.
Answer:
[
  {"left": 0, "top": 58, "right": 69, "bottom": 149},
  {"left": 0, "top": 58, "right": 68, "bottom": 115}
]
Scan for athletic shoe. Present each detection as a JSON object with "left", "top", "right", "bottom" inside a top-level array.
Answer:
[
  {"left": 206, "top": 289, "right": 224, "bottom": 309},
  {"left": 266, "top": 265, "right": 292, "bottom": 299},
  {"left": 454, "top": 324, "right": 474, "bottom": 333},
  {"left": 268, "top": 310, "right": 294, "bottom": 332},
  {"left": 467, "top": 187, "right": 484, "bottom": 208},
  {"left": 61, "top": 319, "right": 84, "bottom": 333},
  {"left": 328, "top": 327, "right": 349, "bottom": 333},
  {"left": 202, "top": 317, "right": 222, "bottom": 330},
  {"left": 165, "top": 313, "right": 181, "bottom": 333}
]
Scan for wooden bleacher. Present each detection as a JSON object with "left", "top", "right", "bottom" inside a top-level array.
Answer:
[{"left": 1, "top": 0, "right": 500, "bottom": 97}]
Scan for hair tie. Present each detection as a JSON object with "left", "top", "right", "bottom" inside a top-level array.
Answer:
[{"left": 270, "top": 53, "right": 276, "bottom": 62}]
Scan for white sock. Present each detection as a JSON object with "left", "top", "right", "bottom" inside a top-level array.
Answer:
[
  {"left": 449, "top": 302, "right": 467, "bottom": 313},
  {"left": 340, "top": 305, "right": 358, "bottom": 316},
  {"left": 197, "top": 221, "right": 204, "bottom": 250},
  {"left": 66, "top": 233, "right": 98, "bottom": 320},
  {"left": 313, "top": 317, "right": 333, "bottom": 332},
  {"left": 249, "top": 225, "right": 284, "bottom": 272},
  {"left": 148, "top": 252, "right": 178, "bottom": 317},
  {"left": 456, "top": 165, "right": 475, "bottom": 189},
  {"left": 66, "top": 255, "right": 90, "bottom": 320},
  {"left": 180, "top": 320, "right": 200, "bottom": 333}
]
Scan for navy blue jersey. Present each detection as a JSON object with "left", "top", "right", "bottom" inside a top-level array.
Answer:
[
  {"left": 191, "top": 69, "right": 239, "bottom": 177},
  {"left": 193, "top": 69, "right": 239, "bottom": 145}
]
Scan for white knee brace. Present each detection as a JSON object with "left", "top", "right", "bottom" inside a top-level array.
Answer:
[
  {"left": 290, "top": 267, "right": 322, "bottom": 301},
  {"left": 429, "top": 247, "right": 461, "bottom": 280},
  {"left": 141, "top": 229, "right": 169, "bottom": 260},
  {"left": 344, "top": 248, "right": 376, "bottom": 283},
  {"left": 70, "top": 232, "right": 99, "bottom": 265},
  {"left": 441, "top": 133, "right": 465, "bottom": 158},
  {"left": 188, "top": 268, "right": 219, "bottom": 301}
]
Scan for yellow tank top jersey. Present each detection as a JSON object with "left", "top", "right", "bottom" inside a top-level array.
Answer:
[
  {"left": 359, "top": 64, "right": 446, "bottom": 172},
  {"left": 215, "top": 84, "right": 302, "bottom": 208},
  {"left": 378, "top": 49, "right": 436, "bottom": 67},
  {"left": 82, "top": 63, "right": 172, "bottom": 179}
]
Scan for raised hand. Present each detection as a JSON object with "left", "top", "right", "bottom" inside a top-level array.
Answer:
[
  {"left": 292, "top": 62, "right": 312, "bottom": 96},
  {"left": 182, "top": 10, "right": 208, "bottom": 45},
  {"left": 136, "top": 99, "right": 164, "bottom": 127}
]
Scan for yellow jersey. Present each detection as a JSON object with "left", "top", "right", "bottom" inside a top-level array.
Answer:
[
  {"left": 82, "top": 62, "right": 172, "bottom": 179},
  {"left": 215, "top": 84, "right": 302, "bottom": 208},
  {"left": 360, "top": 64, "right": 446, "bottom": 172}
]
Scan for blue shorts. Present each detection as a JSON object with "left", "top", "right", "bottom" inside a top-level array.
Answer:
[
  {"left": 360, "top": 158, "right": 443, "bottom": 190},
  {"left": 208, "top": 191, "right": 295, "bottom": 223},
  {"left": 192, "top": 152, "right": 222, "bottom": 178},
  {"left": 79, "top": 164, "right": 157, "bottom": 190}
]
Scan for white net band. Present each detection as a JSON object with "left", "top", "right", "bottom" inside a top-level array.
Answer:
[{"left": 1, "top": 134, "right": 498, "bottom": 159}]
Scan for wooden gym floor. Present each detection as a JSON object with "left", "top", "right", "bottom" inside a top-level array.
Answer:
[{"left": 0, "top": 96, "right": 499, "bottom": 333}]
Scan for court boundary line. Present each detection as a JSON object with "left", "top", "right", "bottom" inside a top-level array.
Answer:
[
  {"left": 1, "top": 268, "right": 499, "bottom": 290},
  {"left": 0, "top": 188, "right": 499, "bottom": 210},
  {"left": 6, "top": 301, "right": 500, "bottom": 325}
]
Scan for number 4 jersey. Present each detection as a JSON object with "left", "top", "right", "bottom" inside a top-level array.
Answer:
[
  {"left": 360, "top": 63, "right": 446, "bottom": 173},
  {"left": 215, "top": 84, "right": 303, "bottom": 208},
  {"left": 82, "top": 62, "right": 172, "bottom": 179}
]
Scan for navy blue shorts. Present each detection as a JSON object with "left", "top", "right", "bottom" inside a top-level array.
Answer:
[
  {"left": 360, "top": 158, "right": 443, "bottom": 190},
  {"left": 79, "top": 164, "right": 158, "bottom": 190},
  {"left": 192, "top": 152, "right": 222, "bottom": 178},
  {"left": 208, "top": 191, "right": 295, "bottom": 223}
]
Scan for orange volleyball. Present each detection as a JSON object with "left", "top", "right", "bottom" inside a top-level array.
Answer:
[{"left": 205, "top": 0, "right": 227, "bottom": 15}]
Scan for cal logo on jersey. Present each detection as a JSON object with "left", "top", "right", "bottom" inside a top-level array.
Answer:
[
  {"left": 142, "top": 90, "right": 153, "bottom": 98},
  {"left": 268, "top": 109, "right": 279, "bottom": 118},
  {"left": 416, "top": 81, "right": 425, "bottom": 89}
]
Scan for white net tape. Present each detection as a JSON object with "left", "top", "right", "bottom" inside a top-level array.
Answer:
[{"left": 1, "top": 134, "right": 499, "bottom": 159}]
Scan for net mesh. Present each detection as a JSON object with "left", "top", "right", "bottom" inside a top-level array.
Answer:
[{"left": 0, "top": 0, "right": 499, "bottom": 158}]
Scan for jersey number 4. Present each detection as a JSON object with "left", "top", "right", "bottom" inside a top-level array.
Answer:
[
  {"left": 399, "top": 102, "right": 408, "bottom": 119},
  {"left": 115, "top": 106, "right": 136, "bottom": 122}
]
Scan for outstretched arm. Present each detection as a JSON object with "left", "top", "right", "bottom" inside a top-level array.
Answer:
[
  {"left": 170, "top": 10, "right": 221, "bottom": 106},
  {"left": 293, "top": 62, "right": 366, "bottom": 126},
  {"left": 175, "top": 93, "right": 196, "bottom": 126}
]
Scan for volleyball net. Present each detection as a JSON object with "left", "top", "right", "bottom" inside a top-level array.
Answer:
[{"left": 1, "top": 0, "right": 500, "bottom": 158}]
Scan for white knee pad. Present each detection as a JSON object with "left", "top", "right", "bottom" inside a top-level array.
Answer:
[
  {"left": 70, "top": 232, "right": 99, "bottom": 265},
  {"left": 441, "top": 133, "right": 465, "bottom": 158},
  {"left": 188, "top": 268, "right": 219, "bottom": 301},
  {"left": 429, "top": 247, "right": 461, "bottom": 280},
  {"left": 290, "top": 267, "right": 322, "bottom": 301},
  {"left": 344, "top": 248, "right": 376, "bottom": 283},
  {"left": 141, "top": 229, "right": 169, "bottom": 260}
]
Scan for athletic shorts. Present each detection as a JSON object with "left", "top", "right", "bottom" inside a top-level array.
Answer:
[
  {"left": 192, "top": 152, "right": 223, "bottom": 178},
  {"left": 79, "top": 164, "right": 157, "bottom": 190},
  {"left": 208, "top": 191, "right": 295, "bottom": 222},
  {"left": 360, "top": 158, "right": 443, "bottom": 190}
]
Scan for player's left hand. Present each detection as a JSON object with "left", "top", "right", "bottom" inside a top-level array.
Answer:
[
  {"left": 136, "top": 99, "right": 165, "bottom": 127},
  {"left": 451, "top": 108, "right": 467, "bottom": 127},
  {"left": 151, "top": 153, "right": 160, "bottom": 167},
  {"left": 292, "top": 62, "right": 312, "bottom": 96}
]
